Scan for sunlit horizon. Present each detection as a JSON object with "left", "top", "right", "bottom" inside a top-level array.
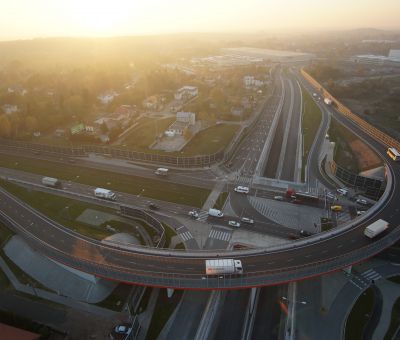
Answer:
[{"left": 1, "top": 0, "right": 400, "bottom": 41}]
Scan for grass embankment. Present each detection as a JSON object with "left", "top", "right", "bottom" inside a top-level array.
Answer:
[
  {"left": 301, "top": 87, "right": 322, "bottom": 182},
  {"left": 0, "top": 154, "right": 210, "bottom": 207},
  {"left": 146, "top": 290, "right": 183, "bottom": 340},
  {"left": 95, "top": 284, "right": 133, "bottom": 311},
  {"left": 213, "top": 192, "right": 229, "bottom": 210},
  {"left": 384, "top": 296, "right": 400, "bottom": 340},
  {"left": 328, "top": 118, "right": 382, "bottom": 173},
  {"left": 345, "top": 287, "right": 375, "bottom": 340},
  {"left": 180, "top": 124, "right": 239, "bottom": 156},
  {"left": 122, "top": 117, "right": 175, "bottom": 151},
  {"left": 0, "top": 180, "right": 152, "bottom": 243}
]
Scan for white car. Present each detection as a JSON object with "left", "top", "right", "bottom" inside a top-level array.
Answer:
[
  {"left": 337, "top": 188, "right": 348, "bottom": 196},
  {"left": 356, "top": 198, "right": 368, "bottom": 205},
  {"left": 274, "top": 195, "right": 284, "bottom": 201},
  {"left": 357, "top": 210, "right": 366, "bottom": 216},
  {"left": 241, "top": 217, "right": 254, "bottom": 224},
  {"left": 234, "top": 186, "right": 249, "bottom": 194},
  {"left": 229, "top": 220, "right": 241, "bottom": 228},
  {"left": 114, "top": 325, "right": 132, "bottom": 335},
  {"left": 188, "top": 210, "right": 199, "bottom": 219}
]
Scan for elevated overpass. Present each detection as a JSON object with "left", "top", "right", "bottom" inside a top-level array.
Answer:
[{"left": 1, "top": 74, "right": 400, "bottom": 289}]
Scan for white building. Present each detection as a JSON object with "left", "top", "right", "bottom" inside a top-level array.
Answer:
[
  {"left": 174, "top": 86, "right": 198, "bottom": 101},
  {"left": 176, "top": 111, "right": 196, "bottom": 125},
  {"left": 2, "top": 104, "right": 19, "bottom": 115},
  {"left": 97, "top": 91, "right": 118, "bottom": 105},
  {"left": 389, "top": 49, "right": 400, "bottom": 61},
  {"left": 243, "top": 76, "right": 264, "bottom": 88}
]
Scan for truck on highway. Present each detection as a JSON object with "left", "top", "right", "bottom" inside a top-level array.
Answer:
[
  {"left": 42, "top": 177, "right": 62, "bottom": 188},
  {"left": 94, "top": 188, "right": 117, "bottom": 201},
  {"left": 364, "top": 219, "right": 389, "bottom": 239},
  {"left": 205, "top": 259, "right": 243, "bottom": 275},
  {"left": 324, "top": 98, "right": 332, "bottom": 105},
  {"left": 155, "top": 168, "right": 169, "bottom": 176},
  {"left": 208, "top": 208, "right": 224, "bottom": 218}
]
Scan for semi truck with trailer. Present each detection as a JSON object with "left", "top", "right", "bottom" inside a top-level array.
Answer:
[
  {"left": 364, "top": 219, "right": 388, "bottom": 238},
  {"left": 205, "top": 259, "right": 243, "bottom": 275},
  {"left": 42, "top": 177, "right": 62, "bottom": 188},
  {"left": 208, "top": 208, "right": 224, "bottom": 218},
  {"left": 94, "top": 188, "right": 117, "bottom": 201}
]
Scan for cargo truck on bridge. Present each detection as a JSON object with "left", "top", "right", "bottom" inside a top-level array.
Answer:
[
  {"left": 364, "top": 219, "right": 389, "bottom": 238},
  {"left": 94, "top": 188, "right": 117, "bottom": 201},
  {"left": 42, "top": 177, "right": 62, "bottom": 188},
  {"left": 205, "top": 259, "right": 243, "bottom": 275}
]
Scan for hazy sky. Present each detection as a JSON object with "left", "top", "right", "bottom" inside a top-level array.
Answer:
[{"left": 1, "top": 0, "right": 399, "bottom": 40}]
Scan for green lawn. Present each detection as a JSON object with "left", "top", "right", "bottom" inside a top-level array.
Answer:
[
  {"left": 0, "top": 154, "right": 210, "bottom": 207},
  {"left": 122, "top": 117, "right": 175, "bottom": 150},
  {"left": 345, "top": 287, "right": 375, "bottom": 340},
  {"left": 95, "top": 283, "right": 133, "bottom": 311},
  {"left": 180, "top": 124, "right": 239, "bottom": 156},
  {"left": 213, "top": 192, "right": 228, "bottom": 210},
  {"left": 301, "top": 87, "right": 322, "bottom": 181}
]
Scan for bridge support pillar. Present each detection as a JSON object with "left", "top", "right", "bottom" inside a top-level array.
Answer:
[
  {"left": 249, "top": 287, "right": 257, "bottom": 314},
  {"left": 167, "top": 288, "right": 174, "bottom": 298},
  {"left": 343, "top": 265, "right": 352, "bottom": 274}
]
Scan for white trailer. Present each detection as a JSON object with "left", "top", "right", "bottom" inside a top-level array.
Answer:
[
  {"left": 364, "top": 219, "right": 389, "bottom": 239},
  {"left": 42, "top": 177, "right": 62, "bottom": 188},
  {"left": 155, "top": 168, "right": 169, "bottom": 176},
  {"left": 94, "top": 188, "right": 117, "bottom": 201},
  {"left": 205, "top": 259, "right": 243, "bottom": 275},
  {"left": 324, "top": 98, "right": 332, "bottom": 105},
  {"left": 208, "top": 208, "right": 224, "bottom": 218}
]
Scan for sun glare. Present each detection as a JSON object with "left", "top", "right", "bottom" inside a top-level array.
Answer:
[{"left": 64, "top": 0, "right": 138, "bottom": 35}]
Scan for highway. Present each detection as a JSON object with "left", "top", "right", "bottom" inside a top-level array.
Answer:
[{"left": 0, "top": 68, "right": 400, "bottom": 289}]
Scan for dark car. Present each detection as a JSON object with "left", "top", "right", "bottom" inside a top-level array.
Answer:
[
  {"left": 148, "top": 203, "right": 159, "bottom": 210},
  {"left": 288, "top": 233, "right": 300, "bottom": 240},
  {"left": 299, "top": 230, "right": 312, "bottom": 237}
]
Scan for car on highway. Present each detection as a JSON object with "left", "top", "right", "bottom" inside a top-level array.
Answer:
[
  {"left": 228, "top": 221, "right": 241, "bottom": 228},
  {"left": 234, "top": 186, "right": 250, "bottom": 194},
  {"left": 188, "top": 210, "right": 199, "bottom": 219},
  {"left": 148, "top": 202, "right": 160, "bottom": 210},
  {"left": 288, "top": 233, "right": 300, "bottom": 240},
  {"left": 241, "top": 217, "right": 254, "bottom": 224},
  {"left": 273, "top": 195, "right": 284, "bottom": 201},
  {"left": 331, "top": 205, "right": 342, "bottom": 212},
  {"left": 356, "top": 198, "right": 368, "bottom": 206},
  {"left": 337, "top": 188, "right": 348, "bottom": 196},
  {"left": 357, "top": 210, "right": 366, "bottom": 216},
  {"left": 114, "top": 324, "right": 132, "bottom": 335},
  {"left": 300, "top": 230, "right": 312, "bottom": 237}
]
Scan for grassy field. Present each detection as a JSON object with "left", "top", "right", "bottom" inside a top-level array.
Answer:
[
  {"left": 180, "top": 124, "right": 239, "bottom": 156},
  {"left": 345, "top": 287, "right": 375, "bottom": 340},
  {"left": 0, "top": 154, "right": 210, "bottom": 207},
  {"left": 301, "top": 87, "right": 322, "bottom": 181},
  {"left": 95, "top": 283, "right": 133, "bottom": 311},
  {"left": 213, "top": 192, "right": 229, "bottom": 210},
  {"left": 121, "top": 117, "right": 175, "bottom": 150}
]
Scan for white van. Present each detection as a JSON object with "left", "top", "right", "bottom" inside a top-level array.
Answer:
[
  {"left": 208, "top": 208, "right": 224, "bottom": 218},
  {"left": 155, "top": 168, "right": 169, "bottom": 176},
  {"left": 234, "top": 186, "right": 249, "bottom": 194}
]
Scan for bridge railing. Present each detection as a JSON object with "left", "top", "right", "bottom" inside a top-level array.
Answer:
[{"left": 301, "top": 69, "right": 400, "bottom": 151}]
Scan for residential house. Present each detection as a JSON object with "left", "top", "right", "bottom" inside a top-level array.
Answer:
[
  {"left": 176, "top": 111, "right": 196, "bottom": 125},
  {"left": 243, "top": 76, "right": 264, "bottom": 88},
  {"left": 174, "top": 86, "right": 198, "bottom": 101}
]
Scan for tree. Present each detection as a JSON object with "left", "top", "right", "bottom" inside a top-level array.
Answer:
[
  {"left": 0, "top": 115, "right": 12, "bottom": 138},
  {"left": 25, "top": 115, "right": 38, "bottom": 134}
]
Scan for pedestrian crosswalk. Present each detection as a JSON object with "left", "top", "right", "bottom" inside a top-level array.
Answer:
[
  {"left": 196, "top": 211, "right": 209, "bottom": 222},
  {"left": 179, "top": 231, "right": 194, "bottom": 242},
  {"left": 236, "top": 175, "right": 253, "bottom": 186},
  {"left": 208, "top": 228, "right": 231, "bottom": 242},
  {"left": 361, "top": 269, "right": 382, "bottom": 282},
  {"left": 344, "top": 268, "right": 382, "bottom": 290}
]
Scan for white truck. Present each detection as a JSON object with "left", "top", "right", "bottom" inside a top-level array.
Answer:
[
  {"left": 208, "top": 208, "right": 224, "bottom": 218},
  {"left": 155, "top": 168, "right": 169, "bottom": 176},
  {"left": 364, "top": 219, "right": 389, "bottom": 239},
  {"left": 205, "top": 259, "right": 243, "bottom": 275},
  {"left": 42, "top": 177, "right": 62, "bottom": 188},
  {"left": 324, "top": 98, "right": 332, "bottom": 105},
  {"left": 94, "top": 188, "right": 117, "bottom": 201}
]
